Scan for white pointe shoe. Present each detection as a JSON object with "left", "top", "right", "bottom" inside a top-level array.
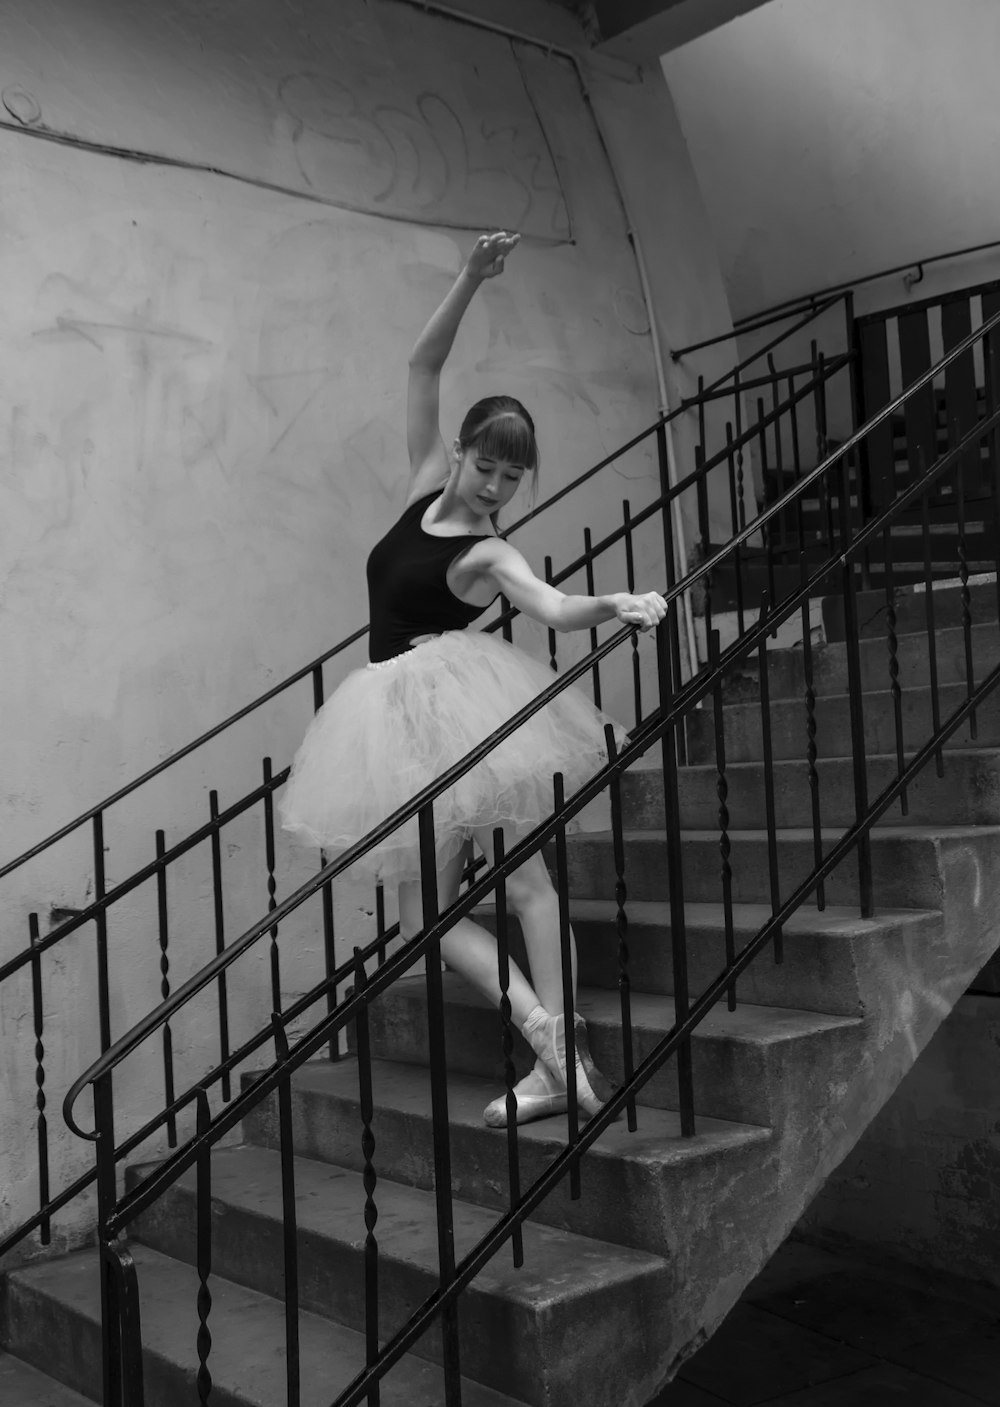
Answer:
[
  {"left": 483, "top": 1059, "right": 568, "bottom": 1128},
  {"left": 523, "top": 1010, "right": 616, "bottom": 1119}
]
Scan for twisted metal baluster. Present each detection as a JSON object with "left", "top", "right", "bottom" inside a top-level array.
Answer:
[
  {"left": 584, "top": 527, "right": 602, "bottom": 709},
  {"left": 623, "top": 500, "right": 642, "bottom": 726},
  {"left": 801, "top": 597, "right": 825, "bottom": 910},
  {"left": 155, "top": 830, "right": 177, "bottom": 1147},
  {"left": 882, "top": 533, "right": 908, "bottom": 815},
  {"left": 262, "top": 757, "right": 281, "bottom": 1013},
  {"left": 209, "top": 791, "right": 233, "bottom": 1097},
  {"left": 29, "top": 914, "right": 51, "bottom": 1243},
  {"left": 195, "top": 1087, "right": 213, "bottom": 1406}
]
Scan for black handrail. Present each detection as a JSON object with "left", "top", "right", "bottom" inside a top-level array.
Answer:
[{"left": 62, "top": 299, "right": 1000, "bottom": 1139}]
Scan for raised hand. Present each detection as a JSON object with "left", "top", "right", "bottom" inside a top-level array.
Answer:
[
  {"left": 614, "top": 591, "right": 668, "bottom": 632},
  {"left": 466, "top": 230, "right": 521, "bottom": 282}
]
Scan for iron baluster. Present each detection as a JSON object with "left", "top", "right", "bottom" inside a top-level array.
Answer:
[
  {"left": 375, "top": 883, "right": 387, "bottom": 966},
  {"left": 758, "top": 394, "right": 777, "bottom": 631},
  {"left": 93, "top": 812, "right": 112, "bottom": 1053},
  {"left": 418, "top": 803, "right": 462, "bottom": 1406},
  {"left": 813, "top": 345, "right": 836, "bottom": 554},
  {"left": 955, "top": 451, "right": 977, "bottom": 738},
  {"left": 542, "top": 554, "right": 559, "bottom": 669},
  {"left": 623, "top": 500, "right": 643, "bottom": 726},
  {"left": 263, "top": 757, "right": 282, "bottom": 1013},
  {"left": 209, "top": 792, "right": 233, "bottom": 1098},
  {"left": 725, "top": 422, "right": 746, "bottom": 634},
  {"left": 733, "top": 368, "right": 747, "bottom": 531},
  {"left": 350, "top": 953, "right": 381, "bottom": 1397},
  {"left": 605, "top": 727, "right": 637, "bottom": 1130},
  {"left": 552, "top": 772, "right": 582, "bottom": 1199},
  {"left": 656, "top": 622, "right": 695, "bottom": 1136},
  {"left": 800, "top": 593, "right": 825, "bottom": 911},
  {"left": 694, "top": 446, "right": 713, "bottom": 648},
  {"left": 583, "top": 527, "right": 603, "bottom": 709},
  {"left": 499, "top": 592, "right": 514, "bottom": 644},
  {"left": 656, "top": 421, "right": 687, "bottom": 760},
  {"left": 757, "top": 596, "right": 784, "bottom": 964},
  {"left": 881, "top": 535, "right": 909, "bottom": 815},
  {"left": 194, "top": 1087, "right": 214, "bottom": 1407},
  {"left": 28, "top": 913, "right": 51, "bottom": 1244},
  {"left": 314, "top": 664, "right": 340, "bottom": 1057},
  {"left": 269, "top": 1016, "right": 303, "bottom": 1407},
  {"left": 107, "top": 1238, "right": 145, "bottom": 1406},
  {"left": 94, "top": 1070, "right": 124, "bottom": 1407},
  {"left": 491, "top": 828, "right": 524, "bottom": 1266},
  {"left": 918, "top": 455, "right": 945, "bottom": 778},
  {"left": 708, "top": 635, "right": 737, "bottom": 1010},
  {"left": 155, "top": 831, "right": 177, "bottom": 1147},
  {"left": 837, "top": 456, "right": 874, "bottom": 916}
]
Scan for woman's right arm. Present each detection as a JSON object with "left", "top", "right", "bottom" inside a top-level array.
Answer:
[{"left": 406, "top": 232, "right": 520, "bottom": 501}]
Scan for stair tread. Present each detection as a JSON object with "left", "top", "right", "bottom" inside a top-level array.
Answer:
[
  {"left": 476, "top": 896, "right": 941, "bottom": 935},
  {"left": 134, "top": 1144, "right": 670, "bottom": 1302},
  {"left": 279, "top": 1059, "right": 774, "bottom": 1161},
  {"left": 9, "top": 1245, "right": 526, "bottom": 1407},
  {"left": 0, "top": 1352, "right": 93, "bottom": 1407}
]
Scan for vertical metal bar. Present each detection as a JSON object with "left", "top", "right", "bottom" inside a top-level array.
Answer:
[
  {"left": 544, "top": 558, "right": 558, "bottom": 673},
  {"left": 419, "top": 803, "right": 462, "bottom": 1406},
  {"left": 800, "top": 590, "right": 826, "bottom": 911},
  {"left": 920, "top": 464, "right": 945, "bottom": 779},
  {"left": 491, "top": 828, "right": 524, "bottom": 1266},
  {"left": 583, "top": 527, "right": 602, "bottom": 710},
  {"left": 955, "top": 445, "right": 978, "bottom": 737},
  {"left": 194, "top": 1087, "right": 214, "bottom": 1407},
  {"left": 375, "top": 884, "right": 387, "bottom": 966},
  {"left": 155, "top": 831, "right": 177, "bottom": 1148},
  {"left": 837, "top": 456, "right": 874, "bottom": 916},
  {"left": 733, "top": 368, "right": 747, "bottom": 531},
  {"left": 263, "top": 757, "right": 282, "bottom": 1014},
  {"left": 313, "top": 666, "right": 340, "bottom": 1061},
  {"left": 269, "top": 1016, "right": 302, "bottom": 1407},
  {"left": 757, "top": 595, "right": 784, "bottom": 964},
  {"left": 657, "top": 422, "right": 687, "bottom": 761},
  {"left": 209, "top": 792, "right": 233, "bottom": 1099},
  {"left": 499, "top": 593, "right": 514, "bottom": 644},
  {"left": 708, "top": 635, "right": 737, "bottom": 1010},
  {"left": 94, "top": 1072, "right": 122, "bottom": 1407},
  {"left": 881, "top": 532, "right": 909, "bottom": 816},
  {"left": 725, "top": 423, "right": 746, "bottom": 635},
  {"left": 694, "top": 445, "right": 713, "bottom": 648},
  {"left": 93, "top": 812, "right": 111, "bottom": 1054},
  {"left": 108, "top": 1241, "right": 145, "bottom": 1406},
  {"left": 605, "top": 728, "right": 637, "bottom": 1131},
  {"left": 623, "top": 500, "right": 643, "bottom": 727},
  {"left": 758, "top": 393, "right": 777, "bottom": 629},
  {"left": 552, "top": 772, "right": 582, "bottom": 1200},
  {"left": 28, "top": 913, "right": 51, "bottom": 1245},
  {"left": 981, "top": 291, "right": 1000, "bottom": 625},
  {"left": 813, "top": 346, "right": 836, "bottom": 556},
  {"left": 656, "top": 622, "right": 695, "bottom": 1136},
  {"left": 348, "top": 956, "right": 380, "bottom": 1402},
  {"left": 843, "top": 291, "right": 871, "bottom": 586}
]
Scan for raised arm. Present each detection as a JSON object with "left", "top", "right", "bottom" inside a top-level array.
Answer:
[
  {"left": 406, "top": 231, "right": 521, "bottom": 501},
  {"left": 473, "top": 539, "right": 667, "bottom": 635}
]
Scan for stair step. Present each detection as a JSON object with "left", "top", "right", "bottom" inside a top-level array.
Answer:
[
  {"left": 560, "top": 825, "right": 1000, "bottom": 911},
  {"left": 0, "top": 1352, "right": 93, "bottom": 1406},
  {"left": 623, "top": 750, "right": 1000, "bottom": 830},
  {"left": 4, "top": 1245, "right": 526, "bottom": 1407},
  {"left": 719, "top": 622, "right": 1000, "bottom": 703},
  {"left": 241, "top": 1059, "right": 773, "bottom": 1261},
  {"left": 474, "top": 899, "right": 942, "bottom": 1016},
  {"left": 128, "top": 1146, "right": 671, "bottom": 1407},
  {"left": 367, "top": 976, "right": 862, "bottom": 1128},
  {"left": 822, "top": 578, "right": 998, "bottom": 641},
  {"left": 685, "top": 679, "right": 1000, "bottom": 764}
]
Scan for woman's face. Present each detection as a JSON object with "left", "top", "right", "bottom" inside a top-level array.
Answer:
[{"left": 454, "top": 444, "right": 527, "bottom": 518}]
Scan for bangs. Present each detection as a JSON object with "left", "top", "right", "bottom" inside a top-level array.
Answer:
[{"left": 474, "top": 413, "right": 538, "bottom": 472}]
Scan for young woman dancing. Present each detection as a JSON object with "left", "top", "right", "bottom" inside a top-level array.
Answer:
[{"left": 281, "top": 231, "right": 666, "bottom": 1126}]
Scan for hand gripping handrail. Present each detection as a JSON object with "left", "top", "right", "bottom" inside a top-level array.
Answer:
[{"left": 62, "top": 297, "right": 1000, "bottom": 1144}]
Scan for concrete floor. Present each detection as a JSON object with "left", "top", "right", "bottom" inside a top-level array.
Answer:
[{"left": 650, "top": 1239, "right": 1000, "bottom": 1406}]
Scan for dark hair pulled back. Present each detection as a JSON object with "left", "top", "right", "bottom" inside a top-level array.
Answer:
[{"left": 457, "top": 396, "right": 538, "bottom": 474}]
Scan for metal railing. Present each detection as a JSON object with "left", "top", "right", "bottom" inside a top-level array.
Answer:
[
  {"left": 60, "top": 301, "right": 1000, "bottom": 1404},
  {"left": 0, "top": 299, "right": 850, "bottom": 1266}
]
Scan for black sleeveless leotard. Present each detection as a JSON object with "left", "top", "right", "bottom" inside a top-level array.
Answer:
[{"left": 366, "top": 490, "right": 497, "bottom": 662}]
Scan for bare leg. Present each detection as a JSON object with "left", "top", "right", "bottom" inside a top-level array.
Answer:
[{"left": 396, "top": 843, "right": 544, "bottom": 1030}]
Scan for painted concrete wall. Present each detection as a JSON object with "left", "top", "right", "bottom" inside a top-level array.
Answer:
[
  {"left": 799, "top": 994, "right": 1000, "bottom": 1291},
  {"left": 661, "top": 0, "right": 1000, "bottom": 320},
  {"left": 0, "top": 0, "right": 736, "bottom": 1259}
]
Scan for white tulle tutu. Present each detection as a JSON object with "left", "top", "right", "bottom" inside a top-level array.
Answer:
[{"left": 279, "top": 629, "right": 627, "bottom": 885}]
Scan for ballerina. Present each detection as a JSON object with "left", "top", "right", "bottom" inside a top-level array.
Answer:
[{"left": 281, "top": 230, "right": 667, "bottom": 1125}]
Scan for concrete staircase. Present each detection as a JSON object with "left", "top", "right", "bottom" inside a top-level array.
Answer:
[{"left": 3, "top": 581, "right": 1000, "bottom": 1406}]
